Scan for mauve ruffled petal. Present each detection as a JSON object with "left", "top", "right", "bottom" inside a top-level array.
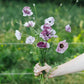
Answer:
[
  {"left": 15, "top": 30, "right": 21, "bottom": 40},
  {"left": 41, "top": 23, "right": 52, "bottom": 30},
  {"left": 56, "top": 40, "right": 68, "bottom": 54},
  {"left": 22, "top": 6, "right": 33, "bottom": 16},
  {"left": 40, "top": 29, "right": 57, "bottom": 41},
  {"left": 24, "top": 21, "right": 35, "bottom": 27},
  {"left": 45, "top": 17, "right": 55, "bottom": 26},
  {"left": 26, "top": 36, "right": 35, "bottom": 44},
  {"left": 65, "top": 24, "right": 71, "bottom": 32}
]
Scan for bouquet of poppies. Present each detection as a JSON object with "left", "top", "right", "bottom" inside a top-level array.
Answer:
[{"left": 15, "top": 4, "right": 71, "bottom": 84}]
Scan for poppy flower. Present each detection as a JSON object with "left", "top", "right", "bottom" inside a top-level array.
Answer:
[
  {"left": 15, "top": 30, "right": 21, "bottom": 40},
  {"left": 24, "top": 21, "right": 35, "bottom": 27},
  {"left": 45, "top": 17, "right": 55, "bottom": 26},
  {"left": 56, "top": 40, "right": 68, "bottom": 53},
  {"left": 37, "top": 42, "right": 50, "bottom": 48},
  {"left": 22, "top": 6, "right": 33, "bottom": 16},
  {"left": 26, "top": 36, "right": 35, "bottom": 44},
  {"left": 65, "top": 24, "right": 71, "bottom": 32}
]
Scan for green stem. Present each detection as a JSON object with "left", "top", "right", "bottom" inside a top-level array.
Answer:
[
  {"left": 59, "top": 29, "right": 65, "bottom": 34},
  {"left": 40, "top": 49, "right": 44, "bottom": 66},
  {"left": 40, "top": 48, "right": 47, "bottom": 65},
  {"left": 39, "top": 48, "right": 48, "bottom": 84},
  {"left": 33, "top": 5, "right": 37, "bottom": 21},
  {"left": 40, "top": 74, "right": 45, "bottom": 84}
]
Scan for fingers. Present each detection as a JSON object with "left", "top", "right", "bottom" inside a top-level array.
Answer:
[
  {"left": 44, "top": 63, "right": 51, "bottom": 72},
  {"left": 45, "top": 63, "right": 48, "bottom": 66},
  {"left": 34, "top": 63, "right": 52, "bottom": 77},
  {"left": 34, "top": 73, "right": 39, "bottom": 76},
  {"left": 34, "top": 63, "right": 42, "bottom": 76},
  {"left": 34, "top": 63, "right": 46, "bottom": 76},
  {"left": 34, "top": 63, "right": 39, "bottom": 70},
  {"left": 45, "top": 63, "right": 51, "bottom": 69}
]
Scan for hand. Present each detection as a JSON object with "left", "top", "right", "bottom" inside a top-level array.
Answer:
[
  {"left": 48, "top": 71, "right": 56, "bottom": 78},
  {"left": 34, "top": 63, "right": 51, "bottom": 76},
  {"left": 34, "top": 63, "right": 42, "bottom": 76},
  {"left": 44, "top": 63, "right": 51, "bottom": 73}
]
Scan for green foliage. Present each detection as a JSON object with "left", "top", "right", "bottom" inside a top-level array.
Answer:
[
  {"left": 0, "top": 1, "right": 84, "bottom": 84},
  {"left": 1, "top": 0, "right": 84, "bottom": 5}
]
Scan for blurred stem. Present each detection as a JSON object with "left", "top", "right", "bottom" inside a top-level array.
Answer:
[
  {"left": 40, "top": 48, "right": 47, "bottom": 65},
  {"left": 39, "top": 48, "right": 47, "bottom": 76},
  {"left": 59, "top": 29, "right": 65, "bottom": 34},
  {"left": 33, "top": 5, "right": 37, "bottom": 21},
  {"left": 22, "top": 34, "right": 28, "bottom": 37},
  {"left": 31, "top": 27, "right": 39, "bottom": 36},
  {"left": 40, "top": 49, "right": 44, "bottom": 66},
  {"left": 26, "top": 27, "right": 30, "bottom": 35},
  {"left": 40, "top": 74, "right": 45, "bottom": 84},
  {"left": 28, "top": 16, "right": 31, "bottom": 20}
]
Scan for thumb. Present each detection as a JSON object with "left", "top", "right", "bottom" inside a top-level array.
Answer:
[{"left": 45, "top": 63, "right": 48, "bottom": 66}]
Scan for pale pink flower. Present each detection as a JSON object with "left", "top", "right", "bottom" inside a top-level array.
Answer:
[
  {"left": 40, "top": 29, "right": 58, "bottom": 41},
  {"left": 22, "top": 6, "right": 33, "bottom": 16},
  {"left": 45, "top": 17, "right": 55, "bottom": 26},
  {"left": 24, "top": 21, "right": 35, "bottom": 27},
  {"left": 37, "top": 42, "right": 50, "bottom": 48},
  {"left": 15, "top": 30, "right": 21, "bottom": 40},
  {"left": 56, "top": 40, "right": 68, "bottom": 54},
  {"left": 65, "top": 24, "right": 71, "bottom": 32},
  {"left": 26, "top": 36, "right": 35, "bottom": 44},
  {"left": 41, "top": 23, "right": 52, "bottom": 30}
]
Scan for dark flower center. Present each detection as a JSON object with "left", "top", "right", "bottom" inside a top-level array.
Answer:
[
  {"left": 46, "top": 34, "right": 49, "bottom": 36},
  {"left": 60, "top": 44, "right": 64, "bottom": 48},
  {"left": 46, "top": 30, "right": 50, "bottom": 36},
  {"left": 25, "top": 10, "right": 30, "bottom": 14},
  {"left": 49, "top": 21, "right": 51, "bottom": 23}
]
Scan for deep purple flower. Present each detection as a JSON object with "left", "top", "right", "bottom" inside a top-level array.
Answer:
[
  {"left": 65, "top": 24, "right": 71, "bottom": 32},
  {"left": 37, "top": 42, "right": 50, "bottom": 48},
  {"left": 41, "top": 23, "right": 52, "bottom": 30},
  {"left": 22, "top": 6, "right": 33, "bottom": 16},
  {"left": 56, "top": 40, "right": 68, "bottom": 54},
  {"left": 40, "top": 29, "right": 58, "bottom": 41}
]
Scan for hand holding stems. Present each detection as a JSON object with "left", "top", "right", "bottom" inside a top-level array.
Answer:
[{"left": 34, "top": 63, "right": 51, "bottom": 77}]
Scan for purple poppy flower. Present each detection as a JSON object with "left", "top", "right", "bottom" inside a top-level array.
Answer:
[
  {"left": 40, "top": 29, "right": 58, "bottom": 41},
  {"left": 56, "top": 40, "right": 68, "bottom": 54},
  {"left": 37, "top": 42, "right": 50, "bottom": 48},
  {"left": 24, "top": 21, "right": 35, "bottom": 27},
  {"left": 65, "top": 24, "right": 71, "bottom": 32},
  {"left": 41, "top": 23, "right": 52, "bottom": 30},
  {"left": 45, "top": 17, "right": 55, "bottom": 26},
  {"left": 22, "top": 6, "right": 33, "bottom": 16}
]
